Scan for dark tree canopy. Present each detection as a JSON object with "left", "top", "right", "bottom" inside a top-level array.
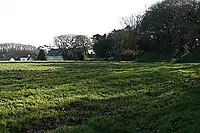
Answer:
[
  {"left": 93, "top": 15, "right": 142, "bottom": 61},
  {"left": 93, "top": 34, "right": 115, "bottom": 60},
  {"left": 140, "top": 0, "right": 200, "bottom": 58},
  {"left": 37, "top": 49, "right": 47, "bottom": 60},
  {"left": 47, "top": 0, "right": 200, "bottom": 62}
]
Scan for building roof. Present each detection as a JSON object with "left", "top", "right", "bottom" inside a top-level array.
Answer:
[
  {"left": 20, "top": 56, "right": 28, "bottom": 58},
  {"left": 10, "top": 58, "right": 15, "bottom": 61},
  {"left": 47, "top": 49, "right": 62, "bottom": 56},
  {"left": 0, "top": 57, "right": 10, "bottom": 61}
]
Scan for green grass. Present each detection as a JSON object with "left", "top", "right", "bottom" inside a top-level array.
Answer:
[{"left": 0, "top": 62, "right": 200, "bottom": 133}]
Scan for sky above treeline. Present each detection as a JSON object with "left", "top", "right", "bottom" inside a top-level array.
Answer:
[{"left": 0, "top": 0, "right": 159, "bottom": 46}]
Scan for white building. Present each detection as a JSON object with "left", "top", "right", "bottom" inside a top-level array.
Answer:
[
  {"left": 20, "top": 55, "right": 33, "bottom": 61},
  {"left": 20, "top": 58, "right": 28, "bottom": 61},
  {"left": 10, "top": 58, "right": 15, "bottom": 61}
]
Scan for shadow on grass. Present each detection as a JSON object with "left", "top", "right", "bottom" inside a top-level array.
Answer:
[
  {"left": 2, "top": 63, "right": 200, "bottom": 133},
  {"left": 25, "top": 79, "right": 200, "bottom": 133},
  {"left": 0, "top": 62, "right": 162, "bottom": 92}
]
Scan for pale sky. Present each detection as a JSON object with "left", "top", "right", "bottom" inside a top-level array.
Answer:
[{"left": 0, "top": 0, "right": 159, "bottom": 47}]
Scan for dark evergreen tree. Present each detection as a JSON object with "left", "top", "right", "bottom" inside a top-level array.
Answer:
[{"left": 37, "top": 49, "right": 47, "bottom": 60}]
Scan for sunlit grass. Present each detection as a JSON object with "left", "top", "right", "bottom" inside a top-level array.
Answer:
[{"left": 0, "top": 62, "right": 200, "bottom": 133}]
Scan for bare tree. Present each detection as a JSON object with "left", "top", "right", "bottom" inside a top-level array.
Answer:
[
  {"left": 54, "top": 34, "right": 76, "bottom": 49},
  {"left": 0, "top": 43, "right": 37, "bottom": 58},
  {"left": 74, "top": 35, "right": 92, "bottom": 54},
  {"left": 120, "top": 14, "right": 142, "bottom": 30},
  {"left": 54, "top": 34, "right": 91, "bottom": 54}
]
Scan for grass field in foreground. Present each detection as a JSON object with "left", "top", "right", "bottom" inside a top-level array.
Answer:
[{"left": 0, "top": 62, "right": 200, "bottom": 133}]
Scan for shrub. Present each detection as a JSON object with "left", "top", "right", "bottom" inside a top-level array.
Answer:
[
  {"left": 37, "top": 49, "right": 47, "bottom": 60},
  {"left": 176, "top": 48, "right": 200, "bottom": 63},
  {"left": 77, "top": 51, "right": 85, "bottom": 61},
  {"left": 137, "top": 52, "right": 162, "bottom": 62},
  {"left": 116, "top": 50, "right": 136, "bottom": 61}
]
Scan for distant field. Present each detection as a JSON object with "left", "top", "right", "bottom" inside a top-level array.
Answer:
[{"left": 0, "top": 62, "right": 200, "bottom": 133}]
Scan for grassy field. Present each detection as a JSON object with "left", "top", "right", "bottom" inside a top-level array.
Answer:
[{"left": 0, "top": 62, "right": 200, "bottom": 133}]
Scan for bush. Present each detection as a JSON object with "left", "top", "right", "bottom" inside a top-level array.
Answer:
[
  {"left": 137, "top": 52, "right": 162, "bottom": 62},
  {"left": 37, "top": 49, "right": 47, "bottom": 60},
  {"left": 116, "top": 50, "right": 136, "bottom": 61},
  {"left": 77, "top": 52, "right": 85, "bottom": 61},
  {"left": 87, "top": 54, "right": 95, "bottom": 59},
  {"left": 171, "top": 58, "right": 177, "bottom": 64},
  {"left": 84, "top": 55, "right": 96, "bottom": 61},
  {"left": 176, "top": 48, "right": 200, "bottom": 63}
]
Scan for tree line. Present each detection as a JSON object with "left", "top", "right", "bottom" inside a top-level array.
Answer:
[
  {"left": 4, "top": 0, "right": 200, "bottom": 62},
  {"left": 0, "top": 43, "right": 37, "bottom": 59},
  {"left": 92, "top": 0, "right": 200, "bottom": 62},
  {"left": 36, "top": 0, "right": 200, "bottom": 62}
]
